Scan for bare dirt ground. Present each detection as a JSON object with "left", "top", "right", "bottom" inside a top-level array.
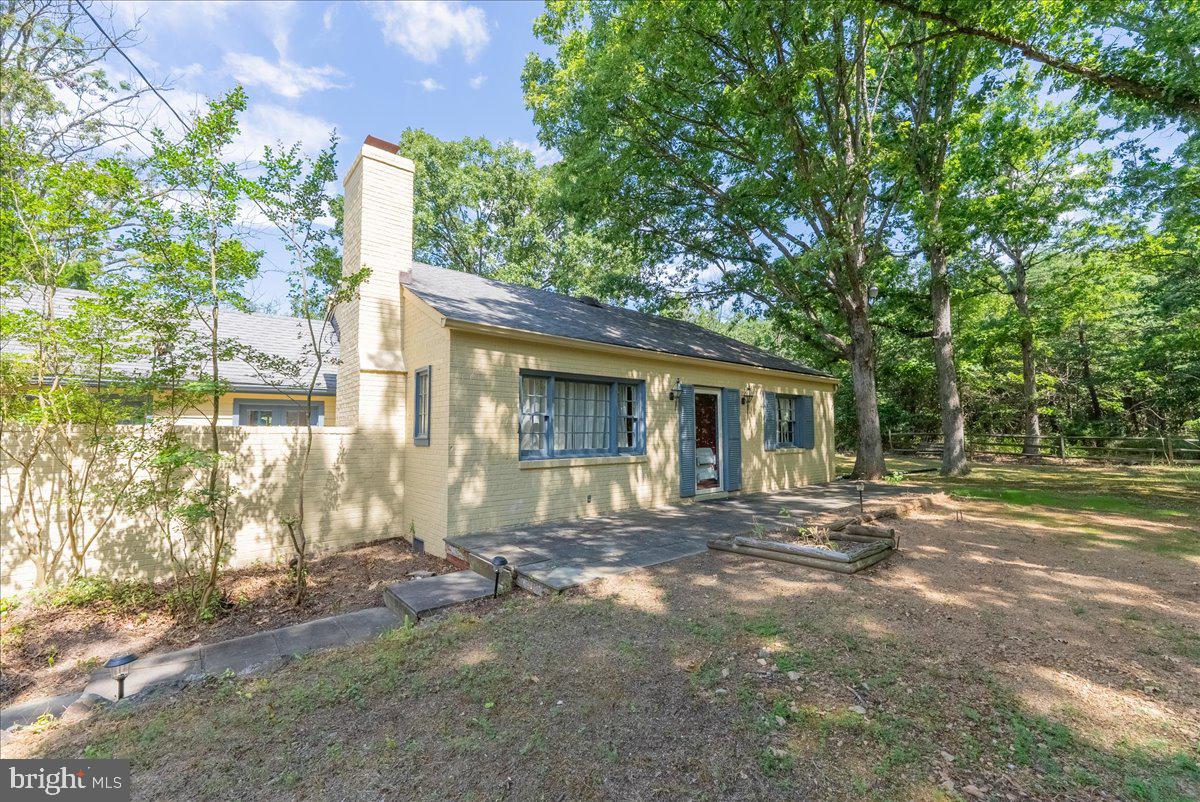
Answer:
[
  {"left": 1, "top": 539, "right": 455, "bottom": 706},
  {"left": 5, "top": 466, "right": 1199, "bottom": 801}
]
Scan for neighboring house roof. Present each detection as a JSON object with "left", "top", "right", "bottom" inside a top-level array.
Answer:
[
  {"left": 404, "top": 263, "right": 831, "bottom": 378},
  {"left": 1, "top": 287, "right": 338, "bottom": 395}
]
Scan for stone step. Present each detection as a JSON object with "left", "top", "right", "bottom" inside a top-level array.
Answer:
[
  {"left": 515, "top": 540, "right": 708, "bottom": 595},
  {"left": 382, "top": 571, "right": 500, "bottom": 623}
]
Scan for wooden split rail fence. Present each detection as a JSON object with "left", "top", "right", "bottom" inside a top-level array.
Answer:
[{"left": 886, "top": 431, "right": 1200, "bottom": 465}]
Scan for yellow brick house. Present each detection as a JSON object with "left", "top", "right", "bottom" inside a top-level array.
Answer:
[{"left": 338, "top": 136, "right": 838, "bottom": 558}]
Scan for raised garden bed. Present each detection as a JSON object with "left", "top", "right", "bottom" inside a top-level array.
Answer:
[{"left": 709, "top": 521, "right": 900, "bottom": 574}]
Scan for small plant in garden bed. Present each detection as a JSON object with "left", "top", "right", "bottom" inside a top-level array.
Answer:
[{"left": 38, "top": 577, "right": 161, "bottom": 614}]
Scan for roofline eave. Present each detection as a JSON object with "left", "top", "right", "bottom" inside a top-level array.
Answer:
[{"left": 439, "top": 317, "right": 840, "bottom": 386}]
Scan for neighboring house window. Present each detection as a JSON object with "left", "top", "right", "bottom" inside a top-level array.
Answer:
[
  {"left": 234, "top": 399, "right": 325, "bottom": 426},
  {"left": 519, "top": 372, "right": 645, "bottom": 459},
  {"left": 769, "top": 393, "right": 814, "bottom": 450},
  {"left": 414, "top": 366, "right": 431, "bottom": 446}
]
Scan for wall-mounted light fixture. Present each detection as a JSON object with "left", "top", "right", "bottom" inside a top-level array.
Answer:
[
  {"left": 668, "top": 377, "right": 682, "bottom": 401},
  {"left": 740, "top": 383, "right": 753, "bottom": 406}
]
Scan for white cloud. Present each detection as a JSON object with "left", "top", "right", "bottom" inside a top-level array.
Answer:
[
  {"left": 469, "top": 73, "right": 487, "bottom": 90},
  {"left": 237, "top": 103, "right": 337, "bottom": 161},
  {"left": 511, "top": 139, "right": 560, "bottom": 168},
  {"left": 412, "top": 78, "right": 445, "bottom": 93},
  {"left": 171, "top": 63, "right": 207, "bottom": 82},
  {"left": 224, "top": 52, "right": 347, "bottom": 98},
  {"left": 369, "top": 0, "right": 490, "bottom": 63},
  {"left": 114, "top": 0, "right": 255, "bottom": 30},
  {"left": 322, "top": 4, "right": 337, "bottom": 30}
]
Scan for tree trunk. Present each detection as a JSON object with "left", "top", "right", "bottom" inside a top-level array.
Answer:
[
  {"left": 929, "top": 248, "right": 969, "bottom": 475},
  {"left": 1078, "top": 322, "right": 1101, "bottom": 421},
  {"left": 1007, "top": 259, "right": 1039, "bottom": 457},
  {"left": 1019, "top": 327, "right": 1040, "bottom": 456},
  {"left": 847, "top": 306, "right": 886, "bottom": 479}
]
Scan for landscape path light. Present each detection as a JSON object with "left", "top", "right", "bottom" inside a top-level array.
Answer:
[{"left": 104, "top": 653, "right": 138, "bottom": 700}]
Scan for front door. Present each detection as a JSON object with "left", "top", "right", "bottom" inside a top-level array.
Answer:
[{"left": 694, "top": 389, "right": 723, "bottom": 493}]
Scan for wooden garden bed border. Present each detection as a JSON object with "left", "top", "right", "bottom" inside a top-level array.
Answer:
[{"left": 707, "top": 534, "right": 895, "bottom": 574}]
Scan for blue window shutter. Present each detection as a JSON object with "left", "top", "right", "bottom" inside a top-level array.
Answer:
[
  {"left": 722, "top": 387, "right": 742, "bottom": 491},
  {"left": 678, "top": 384, "right": 695, "bottom": 498},
  {"left": 799, "top": 395, "right": 815, "bottom": 449},
  {"left": 763, "top": 391, "right": 777, "bottom": 451}
]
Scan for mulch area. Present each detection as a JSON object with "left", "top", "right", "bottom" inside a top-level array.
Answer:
[{"left": 1, "top": 538, "right": 456, "bottom": 707}]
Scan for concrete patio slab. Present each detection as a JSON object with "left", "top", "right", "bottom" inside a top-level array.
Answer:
[{"left": 448, "top": 480, "right": 924, "bottom": 593}]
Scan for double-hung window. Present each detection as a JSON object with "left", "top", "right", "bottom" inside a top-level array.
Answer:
[
  {"left": 777, "top": 395, "right": 796, "bottom": 446},
  {"left": 413, "top": 366, "right": 431, "bottom": 446},
  {"left": 768, "top": 392, "right": 814, "bottom": 450},
  {"left": 519, "top": 372, "right": 644, "bottom": 459}
]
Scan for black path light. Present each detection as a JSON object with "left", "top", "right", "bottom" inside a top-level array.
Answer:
[
  {"left": 490, "top": 556, "right": 509, "bottom": 598},
  {"left": 104, "top": 653, "right": 138, "bottom": 700},
  {"left": 855, "top": 480, "right": 865, "bottom": 514}
]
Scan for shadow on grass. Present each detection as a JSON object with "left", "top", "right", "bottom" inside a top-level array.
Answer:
[{"left": 18, "top": 507, "right": 1200, "bottom": 801}]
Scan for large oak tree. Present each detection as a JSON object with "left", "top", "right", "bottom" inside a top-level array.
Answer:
[{"left": 525, "top": 0, "right": 918, "bottom": 478}]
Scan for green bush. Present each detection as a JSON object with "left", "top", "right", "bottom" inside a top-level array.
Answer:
[{"left": 41, "top": 576, "right": 159, "bottom": 613}]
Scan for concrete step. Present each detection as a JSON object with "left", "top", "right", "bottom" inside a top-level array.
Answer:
[
  {"left": 382, "top": 571, "right": 500, "bottom": 623},
  {"left": 516, "top": 540, "right": 708, "bottom": 595}
]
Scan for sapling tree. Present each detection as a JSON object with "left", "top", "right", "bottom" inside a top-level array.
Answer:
[
  {"left": 134, "top": 88, "right": 260, "bottom": 618},
  {"left": 242, "top": 136, "right": 367, "bottom": 605},
  {"left": 0, "top": 0, "right": 189, "bottom": 583}
]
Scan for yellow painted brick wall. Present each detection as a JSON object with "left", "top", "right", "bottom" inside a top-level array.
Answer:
[
  {"left": 175, "top": 391, "right": 338, "bottom": 426},
  {"left": 398, "top": 290, "right": 451, "bottom": 551},
  {"left": 0, "top": 426, "right": 404, "bottom": 594},
  {"left": 444, "top": 329, "right": 836, "bottom": 544}
]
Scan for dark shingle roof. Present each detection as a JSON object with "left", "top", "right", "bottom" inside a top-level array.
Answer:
[
  {"left": 404, "top": 263, "right": 829, "bottom": 378},
  {"left": 2, "top": 287, "right": 338, "bottom": 394}
]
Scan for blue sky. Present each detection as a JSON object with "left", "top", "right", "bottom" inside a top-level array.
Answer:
[
  {"left": 106, "top": 1, "right": 1185, "bottom": 312},
  {"left": 110, "top": 0, "right": 552, "bottom": 309}
]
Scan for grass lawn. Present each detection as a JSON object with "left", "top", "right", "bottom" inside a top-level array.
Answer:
[
  {"left": 6, "top": 461, "right": 1199, "bottom": 801},
  {"left": 873, "top": 456, "right": 1200, "bottom": 559}
]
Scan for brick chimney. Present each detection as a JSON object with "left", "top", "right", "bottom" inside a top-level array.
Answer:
[{"left": 335, "top": 136, "right": 414, "bottom": 428}]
